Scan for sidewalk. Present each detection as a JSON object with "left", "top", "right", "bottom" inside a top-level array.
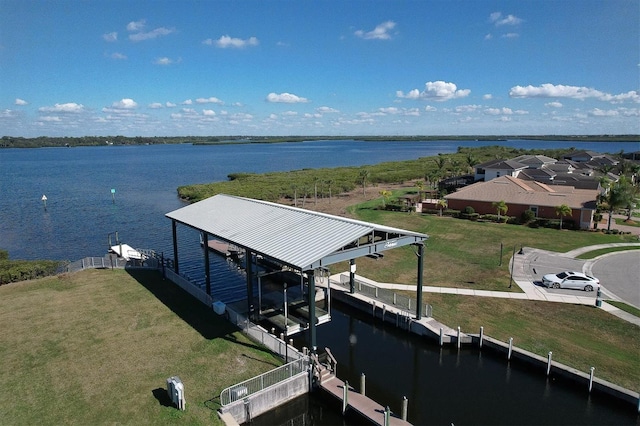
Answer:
[{"left": 335, "top": 242, "right": 640, "bottom": 326}]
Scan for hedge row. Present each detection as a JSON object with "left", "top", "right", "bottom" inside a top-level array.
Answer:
[{"left": 0, "top": 252, "right": 64, "bottom": 285}]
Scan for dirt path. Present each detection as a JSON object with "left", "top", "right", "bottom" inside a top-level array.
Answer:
[{"left": 277, "top": 182, "right": 415, "bottom": 217}]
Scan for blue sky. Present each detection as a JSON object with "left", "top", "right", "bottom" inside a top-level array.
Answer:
[{"left": 1, "top": 0, "right": 638, "bottom": 137}]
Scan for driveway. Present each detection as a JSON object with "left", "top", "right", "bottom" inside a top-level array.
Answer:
[{"left": 526, "top": 245, "right": 640, "bottom": 308}]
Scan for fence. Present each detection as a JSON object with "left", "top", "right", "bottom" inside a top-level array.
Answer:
[
  {"left": 336, "top": 273, "right": 432, "bottom": 318},
  {"left": 220, "top": 356, "right": 310, "bottom": 406}
]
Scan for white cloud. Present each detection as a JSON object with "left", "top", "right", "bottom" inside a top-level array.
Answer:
[
  {"left": 589, "top": 108, "right": 619, "bottom": 117},
  {"left": 545, "top": 101, "right": 563, "bottom": 108},
  {"left": 166, "top": 102, "right": 177, "bottom": 107},
  {"left": 127, "top": 19, "right": 146, "bottom": 32},
  {"left": 483, "top": 94, "right": 493, "bottom": 100},
  {"left": 489, "top": 12, "right": 523, "bottom": 26},
  {"left": 202, "top": 109, "right": 216, "bottom": 116},
  {"left": 102, "top": 32, "right": 118, "bottom": 42},
  {"left": 15, "top": 98, "right": 28, "bottom": 106},
  {"left": 317, "top": 106, "right": 339, "bottom": 113},
  {"left": 148, "top": 103, "right": 163, "bottom": 109},
  {"left": 456, "top": 104, "right": 482, "bottom": 113},
  {"left": 39, "top": 116, "right": 62, "bottom": 122},
  {"left": 154, "top": 57, "right": 173, "bottom": 65},
  {"left": 354, "top": 21, "right": 396, "bottom": 40},
  {"left": 501, "top": 33, "right": 519, "bottom": 39},
  {"left": 424, "top": 105, "right": 437, "bottom": 112},
  {"left": 38, "top": 102, "right": 85, "bottom": 113},
  {"left": 266, "top": 92, "right": 309, "bottom": 103},
  {"left": 108, "top": 52, "right": 127, "bottom": 60},
  {"left": 195, "top": 97, "right": 224, "bottom": 105},
  {"left": 510, "top": 84, "right": 639, "bottom": 103},
  {"left": 485, "top": 107, "right": 513, "bottom": 115},
  {"left": 129, "top": 27, "right": 175, "bottom": 42},
  {"left": 182, "top": 99, "right": 193, "bottom": 105},
  {"left": 111, "top": 98, "right": 138, "bottom": 109},
  {"left": 203, "top": 35, "right": 259, "bottom": 48},
  {"left": 397, "top": 81, "right": 471, "bottom": 102}
]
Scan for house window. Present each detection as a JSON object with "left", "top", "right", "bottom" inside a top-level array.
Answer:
[
  {"left": 496, "top": 171, "right": 501, "bottom": 177},
  {"left": 529, "top": 206, "right": 538, "bottom": 217}
]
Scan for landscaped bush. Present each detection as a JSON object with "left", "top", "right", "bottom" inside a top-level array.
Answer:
[
  {"left": 462, "top": 206, "right": 475, "bottom": 214},
  {"left": 521, "top": 209, "right": 536, "bottom": 224}
]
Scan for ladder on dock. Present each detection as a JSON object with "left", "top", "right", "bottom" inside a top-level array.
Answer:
[{"left": 313, "top": 349, "right": 412, "bottom": 426}]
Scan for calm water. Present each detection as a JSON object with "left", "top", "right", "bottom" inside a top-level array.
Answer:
[{"left": 1, "top": 139, "right": 639, "bottom": 425}]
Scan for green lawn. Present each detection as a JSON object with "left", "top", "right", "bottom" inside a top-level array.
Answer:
[{"left": 0, "top": 269, "right": 282, "bottom": 425}]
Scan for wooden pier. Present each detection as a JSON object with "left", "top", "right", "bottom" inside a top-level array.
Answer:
[{"left": 317, "top": 365, "right": 411, "bottom": 426}]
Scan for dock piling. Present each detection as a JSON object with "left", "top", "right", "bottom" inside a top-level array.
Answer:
[
  {"left": 479, "top": 326, "right": 484, "bottom": 348},
  {"left": 401, "top": 396, "right": 408, "bottom": 421},
  {"left": 508, "top": 337, "right": 513, "bottom": 360},
  {"left": 457, "top": 326, "right": 461, "bottom": 349},
  {"left": 360, "top": 373, "right": 366, "bottom": 396},
  {"left": 547, "top": 352, "right": 553, "bottom": 376},
  {"left": 589, "top": 367, "right": 595, "bottom": 392},
  {"left": 342, "top": 381, "right": 349, "bottom": 414}
]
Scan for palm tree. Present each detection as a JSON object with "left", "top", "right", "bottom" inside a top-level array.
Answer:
[
  {"left": 436, "top": 199, "right": 447, "bottom": 216},
  {"left": 465, "top": 153, "right": 477, "bottom": 174},
  {"left": 313, "top": 176, "right": 321, "bottom": 205},
  {"left": 555, "top": 204, "right": 572, "bottom": 230},
  {"left": 415, "top": 180, "right": 425, "bottom": 201},
  {"left": 434, "top": 156, "right": 448, "bottom": 176},
  {"left": 358, "top": 169, "right": 370, "bottom": 196},
  {"left": 492, "top": 200, "right": 508, "bottom": 222},
  {"left": 379, "top": 190, "right": 392, "bottom": 208}
]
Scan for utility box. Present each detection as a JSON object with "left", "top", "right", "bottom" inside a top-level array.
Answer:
[
  {"left": 166, "top": 376, "right": 186, "bottom": 410},
  {"left": 213, "top": 301, "right": 226, "bottom": 315},
  {"left": 230, "top": 385, "right": 248, "bottom": 401}
]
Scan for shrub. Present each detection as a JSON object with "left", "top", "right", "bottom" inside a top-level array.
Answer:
[
  {"left": 521, "top": 209, "right": 536, "bottom": 223},
  {"left": 462, "top": 206, "right": 475, "bottom": 215}
]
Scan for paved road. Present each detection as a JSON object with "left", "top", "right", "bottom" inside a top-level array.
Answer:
[{"left": 588, "top": 251, "right": 640, "bottom": 308}]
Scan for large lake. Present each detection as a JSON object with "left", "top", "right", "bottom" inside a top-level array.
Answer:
[
  {"left": 2, "top": 139, "right": 637, "bottom": 261},
  {"left": 1, "top": 139, "right": 639, "bottom": 425}
]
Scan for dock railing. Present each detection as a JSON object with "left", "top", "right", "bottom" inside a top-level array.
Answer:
[{"left": 337, "top": 274, "right": 432, "bottom": 318}]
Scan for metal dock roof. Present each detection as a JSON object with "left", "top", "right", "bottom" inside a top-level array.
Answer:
[{"left": 166, "top": 194, "right": 428, "bottom": 271}]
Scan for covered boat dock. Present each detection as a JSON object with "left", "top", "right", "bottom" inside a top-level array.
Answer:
[{"left": 166, "top": 194, "right": 428, "bottom": 352}]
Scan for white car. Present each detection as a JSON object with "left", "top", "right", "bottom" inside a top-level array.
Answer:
[{"left": 542, "top": 271, "right": 600, "bottom": 292}]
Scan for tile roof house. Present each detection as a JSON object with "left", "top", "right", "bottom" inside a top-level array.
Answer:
[{"left": 444, "top": 176, "right": 598, "bottom": 229}]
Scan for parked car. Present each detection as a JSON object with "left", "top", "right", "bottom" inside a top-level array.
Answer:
[{"left": 542, "top": 271, "right": 600, "bottom": 291}]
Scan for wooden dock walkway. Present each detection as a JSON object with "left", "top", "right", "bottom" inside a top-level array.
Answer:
[{"left": 318, "top": 369, "right": 411, "bottom": 426}]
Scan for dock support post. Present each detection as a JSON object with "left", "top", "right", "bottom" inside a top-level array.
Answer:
[
  {"left": 401, "top": 396, "right": 408, "bottom": 421},
  {"left": 246, "top": 249, "right": 254, "bottom": 321},
  {"left": 342, "top": 380, "right": 349, "bottom": 414},
  {"left": 382, "top": 305, "right": 386, "bottom": 322},
  {"left": 308, "top": 269, "right": 317, "bottom": 354},
  {"left": 457, "top": 326, "right": 461, "bottom": 349},
  {"left": 479, "top": 326, "right": 484, "bottom": 348},
  {"left": 360, "top": 373, "right": 366, "bottom": 396},
  {"left": 349, "top": 259, "right": 356, "bottom": 294},
  {"left": 508, "top": 337, "right": 513, "bottom": 360},
  {"left": 202, "top": 232, "right": 211, "bottom": 296},
  {"left": 415, "top": 242, "right": 424, "bottom": 320},
  {"left": 589, "top": 367, "right": 595, "bottom": 392},
  {"left": 171, "top": 220, "right": 179, "bottom": 275},
  {"left": 439, "top": 327, "right": 444, "bottom": 346},
  {"left": 384, "top": 406, "right": 391, "bottom": 426},
  {"left": 547, "top": 352, "right": 553, "bottom": 376}
]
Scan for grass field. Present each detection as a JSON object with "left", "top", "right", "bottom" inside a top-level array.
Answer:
[{"left": 0, "top": 269, "right": 282, "bottom": 425}]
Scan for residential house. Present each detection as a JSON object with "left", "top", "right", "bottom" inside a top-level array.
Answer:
[
  {"left": 473, "top": 159, "right": 529, "bottom": 181},
  {"left": 444, "top": 176, "right": 598, "bottom": 229}
]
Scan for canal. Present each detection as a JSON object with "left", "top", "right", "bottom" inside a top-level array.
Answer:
[{"left": 253, "top": 300, "right": 639, "bottom": 426}]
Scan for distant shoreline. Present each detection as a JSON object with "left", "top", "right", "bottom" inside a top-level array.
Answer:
[{"left": 1, "top": 134, "right": 639, "bottom": 149}]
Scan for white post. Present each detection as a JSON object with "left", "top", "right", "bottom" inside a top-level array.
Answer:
[
  {"left": 342, "top": 381, "right": 349, "bottom": 414},
  {"left": 479, "top": 326, "right": 484, "bottom": 348},
  {"left": 589, "top": 367, "right": 595, "bottom": 392},
  {"left": 401, "top": 396, "right": 408, "bottom": 421},
  {"left": 457, "top": 326, "right": 461, "bottom": 349},
  {"left": 382, "top": 305, "right": 386, "bottom": 321},
  {"left": 507, "top": 337, "right": 513, "bottom": 360},
  {"left": 547, "top": 352, "right": 553, "bottom": 376},
  {"left": 360, "top": 373, "right": 366, "bottom": 396},
  {"left": 372, "top": 301, "right": 376, "bottom": 317},
  {"left": 439, "top": 327, "right": 444, "bottom": 346}
]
